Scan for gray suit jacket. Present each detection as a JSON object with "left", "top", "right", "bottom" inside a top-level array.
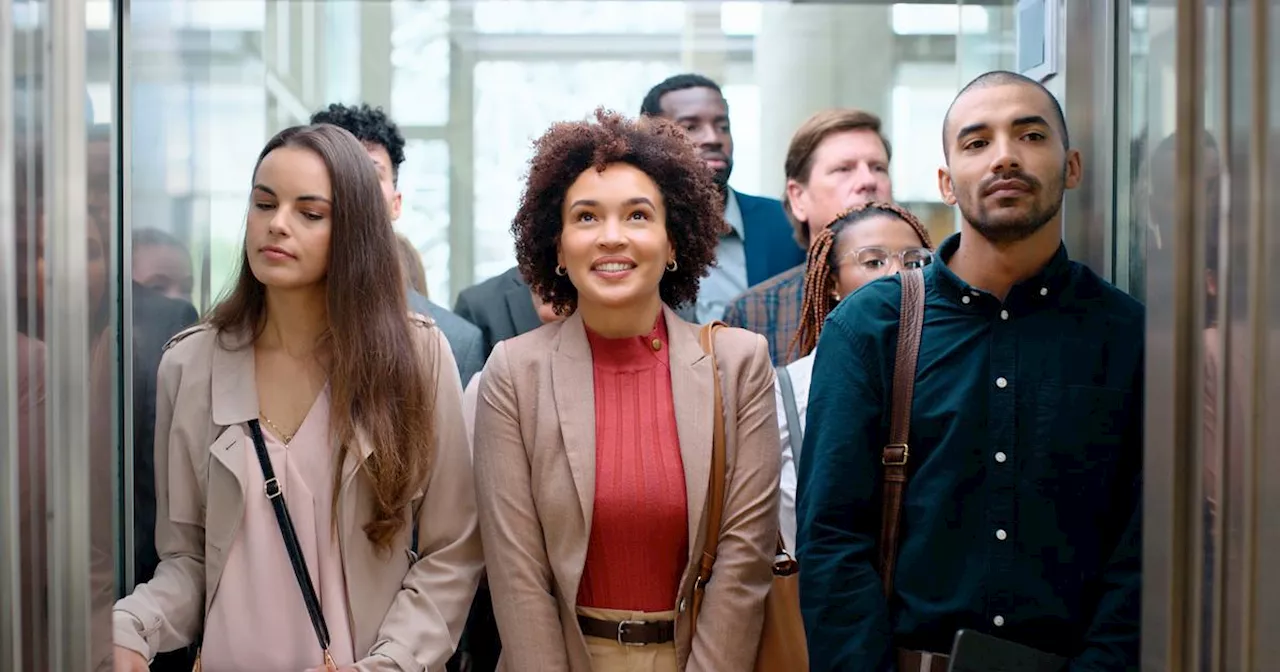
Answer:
[
  {"left": 408, "top": 289, "right": 485, "bottom": 386},
  {"left": 452, "top": 266, "right": 542, "bottom": 361}
]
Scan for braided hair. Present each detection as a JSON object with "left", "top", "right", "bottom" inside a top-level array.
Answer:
[{"left": 788, "top": 201, "right": 934, "bottom": 359}]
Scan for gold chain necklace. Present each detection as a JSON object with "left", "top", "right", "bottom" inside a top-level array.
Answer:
[{"left": 260, "top": 415, "right": 295, "bottom": 446}]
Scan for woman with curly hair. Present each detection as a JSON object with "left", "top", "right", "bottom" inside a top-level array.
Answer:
[
  {"left": 774, "top": 201, "right": 933, "bottom": 551},
  {"left": 472, "top": 109, "right": 780, "bottom": 671}
]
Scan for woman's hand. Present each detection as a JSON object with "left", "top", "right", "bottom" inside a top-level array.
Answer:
[{"left": 112, "top": 646, "right": 148, "bottom": 672}]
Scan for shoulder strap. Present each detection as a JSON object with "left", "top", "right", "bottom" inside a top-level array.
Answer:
[
  {"left": 878, "top": 268, "right": 926, "bottom": 598},
  {"left": 247, "top": 420, "right": 335, "bottom": 668},
  {"left": 695, "top": 322, "right": 729, "bottom": 606},
  {"left": 776, "top": 364, "right": 804, "bottom": 466},
  {"left": 692, "top": 323, "right": 795, "bottom": 631}
]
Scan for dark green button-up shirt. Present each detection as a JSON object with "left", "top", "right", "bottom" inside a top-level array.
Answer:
[{"left": 797, "top": 233, "right": 1143, "bottom": 671}]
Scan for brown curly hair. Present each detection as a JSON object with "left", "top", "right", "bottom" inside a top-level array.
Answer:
[
  {"left": 512, "top": 108, "right": 724, "bottom": 315},
  {"left": 789, "top": 201, "right": 933, "bottom": 359}
]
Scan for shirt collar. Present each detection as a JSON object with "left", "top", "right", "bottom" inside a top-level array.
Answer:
[
  {"left": 930, "top": 232, "right": 1073, "bottom": 309},
  {"left": 722, "top": 188, "right": 745, "bottom": 240}
]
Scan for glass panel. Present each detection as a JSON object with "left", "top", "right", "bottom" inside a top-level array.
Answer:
[
  {"left": 398, "top": 139, "right": 452, "bottom": 299},
  {"left": 391, "top": 0, "right": 450, "bottom": 127},
  {"left": 8, "top": 5, "right": 50, "bottom": 668},
  {"left": 473, "top": 1, "right": 685, "bottom": 34},
  {"left": 122, "top": 3, "right": 217, "bottom": 669},
  {"left": 892, "top": 3, "right": 990, "bottom": 35}
]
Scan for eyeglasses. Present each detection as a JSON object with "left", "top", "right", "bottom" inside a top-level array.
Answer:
[{"left": 836, "top": 246, "right": 934, "bottom": 274}]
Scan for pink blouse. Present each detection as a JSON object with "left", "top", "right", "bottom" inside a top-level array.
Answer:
[{"left": 200, "top": 387, "right": 356, "bottom": 670}]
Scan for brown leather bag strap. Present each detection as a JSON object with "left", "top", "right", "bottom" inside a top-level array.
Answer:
[
  {"left": 692, "top": 321, "right": 728, "bottom": 628},
  {"left": 878, "top": 268, "right": 926, "bottom": 598}
]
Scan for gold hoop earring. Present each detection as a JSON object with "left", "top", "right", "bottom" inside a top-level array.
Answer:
[
  {"left": 666, "top": 260, "right": 678, "bottom": 272},
  {"left": 555, "top": 265, "right": 567, "bottom": 276}
]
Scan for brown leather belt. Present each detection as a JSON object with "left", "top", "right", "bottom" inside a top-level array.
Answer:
[
  {"left": 577, "top": 615, "right": 675, "bottom": 646},
  {"left": 898, "top": 648, "right": 950, "bottom": 672}
]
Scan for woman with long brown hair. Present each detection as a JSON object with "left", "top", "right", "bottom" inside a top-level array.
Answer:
[
  {"left": 775, "top": 202, "right": 933, "bottom": 551},
  {"left": 112, "top": 124, "right": 483, "bottom": 671}
]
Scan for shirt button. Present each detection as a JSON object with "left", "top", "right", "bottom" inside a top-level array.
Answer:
[
  {"left": 651, "top": 339, "right": 663, "bottom": 351},
  {"left": 1000, "top": 309, "right": 1009, "bottom": 320},
  {"left": 962, "top": 295, "right": 971, "bottom": 304},
  {"left": 1039, "top": 287, "right": 1049, "bottom": 296},
  {"left": 995, "top": 451, "right": 1007, "bottom": 463},
  {"left": 996, "top": 529, "right": 1008, "bottom": 541},
  {"left": 993, "top": 615, "right": 1005, "bottom": 627},
  {"left": 995, "top": 376, "right": 1008, "bottom": 389},
  {"left": 678, "top": 598, "right": 687, "bottom": 613}
]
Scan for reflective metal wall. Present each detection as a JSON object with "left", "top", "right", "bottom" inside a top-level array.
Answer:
[
  {"left": 1132, "top": 0, "right": 1280, "bottom": 668},
  {"left": 2, "top": 0, "right": 120, "bottom": 668}
]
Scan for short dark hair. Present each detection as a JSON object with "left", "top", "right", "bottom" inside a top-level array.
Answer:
[
  {"left": 310, "top": 103, "right": 406, "bottom": 183},
  {"left": 640, "top": 73, "right": 724, "bottom": 118},
  {"left": 132, "top": 227, "right": 186, "bottom": 253},
  {"left": 512, "top": 109, "right": 723, "bottom": 315},
  {"left": 943, "top": 70, "right": 1070, "bottom": 158}
]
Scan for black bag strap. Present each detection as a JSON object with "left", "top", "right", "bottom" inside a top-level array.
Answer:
[
  {"left": 776, "top": 364, "right": 804, "bottom": 466},
  {"left": 247, "top": 419, "right": 334, "bottom": 667}
]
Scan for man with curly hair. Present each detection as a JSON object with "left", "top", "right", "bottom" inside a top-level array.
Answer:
[
  {"left": 310, "top": 103, "right": 484, "bottom": 388},
  {"left": 641, "top": 73, "right": 805, "bottom": 323}
]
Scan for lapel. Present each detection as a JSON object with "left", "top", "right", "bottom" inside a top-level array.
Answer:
[
  {"left": 504, "top": 272, "right": 542, "bottom": 336},
  {"left": 664, "top": 306, "right": 715, "bottom": 558},
  {"left": 209, "top": 330, "right": 258, "bottom": 487},
  {"left": 735, "top": 191, "right": 765, "bottom": 287},
  {"left": 551, "top": 313, "right": 598, "bottom": 530}
]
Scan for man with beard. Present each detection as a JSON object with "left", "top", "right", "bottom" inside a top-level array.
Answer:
[
  {"left": 641, "top": 74, "right": 804, "bottom": 322},
  {"left": 797, "top": 71, "right": 1143, "bottom": 672}
]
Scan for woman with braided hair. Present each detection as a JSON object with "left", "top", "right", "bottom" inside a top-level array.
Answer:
[{"left": 775, "top": 201, "right": 933, "bottom": 551}]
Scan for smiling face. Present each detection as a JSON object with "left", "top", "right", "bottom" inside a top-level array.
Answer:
[
  {"left": 556, "top": 163, "right": 674, "bottom": 315},
  {"left": 245, "top": 145, "right": 333, "bottom": 291},
  {"left": 938, "top": 82, "right": 1082, "bottom": 244}
]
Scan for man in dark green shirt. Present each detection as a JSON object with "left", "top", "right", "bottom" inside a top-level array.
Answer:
[{"left": 797, "top": 71, "right": 1143, "bottom": 672}]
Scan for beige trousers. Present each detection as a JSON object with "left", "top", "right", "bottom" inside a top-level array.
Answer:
[{"left": 577, "top": 607, "right": 679, "bottom": 672}]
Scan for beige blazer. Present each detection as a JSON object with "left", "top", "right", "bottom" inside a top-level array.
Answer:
[
  {"left": 473, "top": 306, "right": 780, "bottom": 671},
  {"left": 113, "top": 315, "right": 484, "bottom": 672}
]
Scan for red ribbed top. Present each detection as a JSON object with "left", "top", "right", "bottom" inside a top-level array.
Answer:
[{"left": 576, "top": 313, "right": 689, "bottom": 612}]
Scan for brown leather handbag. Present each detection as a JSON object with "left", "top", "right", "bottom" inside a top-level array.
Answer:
[
  {"left": 690, "top": 321, "right": 809, "bottom": 671},
  {"left": 879, "top": 267, "right": 926, "bottom": 597}
]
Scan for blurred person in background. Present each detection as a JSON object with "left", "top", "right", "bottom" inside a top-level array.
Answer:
[{"left": 641, "top": 73, "right": 804, "bottom": 323}]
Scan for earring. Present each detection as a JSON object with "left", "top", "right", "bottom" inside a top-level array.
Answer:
[
  {"left": 666, "top": 259, "right": 678, "bottom": 272},
  {"left": 555, "top": 265, "right": 567, "bottom": 276}
]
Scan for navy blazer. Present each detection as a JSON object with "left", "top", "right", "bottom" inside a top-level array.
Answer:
[{"left": 736, "top": 191, "right": 807, "bottom": 287}]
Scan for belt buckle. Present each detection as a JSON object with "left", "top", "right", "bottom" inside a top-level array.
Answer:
[{"left": 617, "top": 619, "right": 646, "bottom": 647}]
